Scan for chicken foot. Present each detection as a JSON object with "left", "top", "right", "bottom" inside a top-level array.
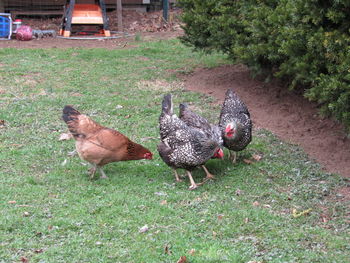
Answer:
[
  {"left": 89, "top": 164, "right": 108, "bottom": 179},
  {"left": 201, "top": 165, "right": 216, "bottom": 181},
  {"left": 173, "top": 169, "right": 183, "bottom": 182},
  {"left": 98, "top": 167, "right": 108, "bottom": 179},
  {"left": 186, "top": 170, "right": 199, "bottom": 190},
  {"left": 229, "top": 150, "right": 237, "bottom": 163},
  {"left": 89, "top": 165, "right": 97, "bottom": 179}
]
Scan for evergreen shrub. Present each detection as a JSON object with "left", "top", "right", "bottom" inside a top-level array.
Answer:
[{"left": 179, "top": 0, "right": 350, "bottom": 130}]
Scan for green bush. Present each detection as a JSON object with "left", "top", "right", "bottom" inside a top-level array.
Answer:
[{"left": 179, "top": 0, "right": 350, "bottom": 130}]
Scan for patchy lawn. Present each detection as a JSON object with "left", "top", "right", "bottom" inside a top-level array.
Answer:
[{"left": 0, "top": 39, "right": 349, "bottom": 263}]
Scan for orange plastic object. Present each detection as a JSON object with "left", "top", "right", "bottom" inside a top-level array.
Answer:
[{"left": 71, "top": 4, "right": 103, "bottom": 24}]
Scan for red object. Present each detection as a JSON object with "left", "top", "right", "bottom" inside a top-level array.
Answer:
[{"left": 16, "top": 25, "right": 32, "bottom": 41}]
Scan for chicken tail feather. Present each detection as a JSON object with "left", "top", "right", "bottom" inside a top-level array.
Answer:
[
  {"left": 62, "top": 105, "right": 81, "bottom": 124},
  {"left": 162, "top": 94, "right": 173, "bottom": 115},
  {"left": 178, "top": 103, "right": 188, "bottom": 117},
  {"left": 62, "top": 105, "right": 86, "bottom": 139}
]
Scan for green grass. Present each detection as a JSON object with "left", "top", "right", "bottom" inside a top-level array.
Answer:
[{"left": 0, "top": 39, "right": 349, "bottom": 263}]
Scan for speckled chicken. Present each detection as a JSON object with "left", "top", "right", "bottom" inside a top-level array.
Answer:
[
  {"left": 157, "top": 94, "right": 223, "bottom": 190},
  {"left": 219, "top": 89, "right": 252, "bottom": 163},
  {"left": 179, "top": 103, "right": 224, "bottom": 181},
  {"left": 62, "top": 105, "right": 153, "bottom": 179}
]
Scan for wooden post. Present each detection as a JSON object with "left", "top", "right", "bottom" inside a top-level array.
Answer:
[
  {"left": 163, "top": 0, "right": 169, "bottom": 21},
  {"left": 0, "top": 0, "right": 5, "bottom": 13},
  {"left": 116, "top": 0, "right": 123, "bottom": 32}
]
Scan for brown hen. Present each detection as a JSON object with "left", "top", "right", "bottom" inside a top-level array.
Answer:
[{"left": 62, "top": 105, "right": 152, "bottom": 179}]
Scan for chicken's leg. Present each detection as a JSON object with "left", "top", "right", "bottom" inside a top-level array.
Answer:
[
  {"left": 89, "top": 164, "right": 97, "bottom": 179},
  {"left": 173, "top": 169, "right": 182, "bottom": 182},
  {"left": 201, "top": 165, "right": 216, "bottom": 181},
  {"left": 186, "top": 170, "right": 198, "bottom": 190},
  {"left": 98, "top": 167, "right": 108, "bottom": 179},
  {"left": 229, "top": 150, "right": 237, "bottom": 163}
]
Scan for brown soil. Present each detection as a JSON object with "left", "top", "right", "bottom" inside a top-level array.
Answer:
[{"left": 1, "top": 11, "right": 349, "bottom": 180}]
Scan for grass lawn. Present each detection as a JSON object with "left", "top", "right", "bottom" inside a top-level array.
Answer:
[{"left": 0, "top": 38, "right": 349, "bottom": 263}]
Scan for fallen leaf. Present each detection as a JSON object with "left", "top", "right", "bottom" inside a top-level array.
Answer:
[
  {"left": 20, "top": 256, "right": 28, "bottom": 263},
  {"left": 160, "top": 200, "right": 167, "bottom": 205},
  {"left": 164, "top": 243, "right": 171, "bottom": 255},
  {"left": 8, "top": 200, "right": 16, "bottom": 204},
  {"left": 263, "top": 204, "right": 271, "bottom": 208},
  {"left": 23, "top": 211, "right": 30, "bottom": 217},
  {"left": 243, "top": 159, "right": 254, "bottom": 164},
  {"left": 212, "top": 231, "right": 217, "bottom": 237},
  {"left": 34, "top": 248, "right": 43, "bottom": 254},
  {"left": 58, "top": 133, "right": 73, "bottom": 141},
  {"left": 0, "top": 120, "right": 5, "bottom": 126},
  {"left": 188, "top": 248, "right": 196, "bottom": 255},
  {"left": 321, "top": 215, "right": 329, "bottom": 223},
  {"left": 252, "top": 154, "right": 263, "bottom": 161},
  {"left": 292, "top": 208, "right": 312, "bottom": 218},
  {"left": 124, "top": 115, "right": 131, "bottom": 118},
  {"left": 217, "top": 214, "right": 224, "bottom": 220},
  {"left": 244, "top": 217, "right": 249, "bottom": 224},
  {"left": 139, "top": 225, "right": 149, "bottom": 233},
  {"left": 235, "top": 189, "right": 242, "bottom": 196},
  {"left": 61, "top": 159, "right": 67, "bottom": 166},
  {"left": 177, "top": 256, "right": 187, "bottom": 263},
  {"left": 253, "top": 201, "right": 260, "bottom": 207}
]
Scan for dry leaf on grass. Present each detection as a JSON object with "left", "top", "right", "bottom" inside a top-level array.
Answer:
[
  {"left": 139, "top": 225, "right": 149, "bottom": 233},
  {"left": 0, "top": 120, "right": 5, "bottom": 126},
  {"left": 8, "top": 200, "right": 16, "bottom": 204},
  {"left": 164, "top": 244, "right": 172, "bottom": 255},
  {"left": 235, "top": 189, "right": 242, "bottom": 196},
  {"left": 252, "top": 154, "right": 263, "bottom": 161},
  {"left": 58, "top": 133, "right": 73, "bottom": 141},
  {"left": 20, "top": 256, "right": 29, "bottom": 263},
  {"left": 253, "top": 201, "right": 260, "bottom": 207},
  {"left": 160, "top": 200, "right": 167, "bottom": 205},
  {"left": 292, "top": 208, "right": 312, "bottom": 218},
  {"left": 243, "top": 159, "right": 254, "bottom": 164},
  {"left": 23, "top": 211, "right": 30, "bottom": 217},
  {"left": 177, "top": 256, "right": 187, "bottom": 263},
  {"left": 188, "top": 248, "right": 196, "bottom": 255}
]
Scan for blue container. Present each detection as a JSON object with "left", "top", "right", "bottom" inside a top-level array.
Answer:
[{"left": 0, "top": 15, "right": 10, "bottom": 38}]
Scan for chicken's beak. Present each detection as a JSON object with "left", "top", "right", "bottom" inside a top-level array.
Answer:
[
  {"left": 217, "top": 148, "right": 224, "bottom": 159},
  {"left": 213, "top": 148, "right": 224, "bottom": 159},
  {"left": 144, "top": 152, "right": 153, "bottom": 160}
]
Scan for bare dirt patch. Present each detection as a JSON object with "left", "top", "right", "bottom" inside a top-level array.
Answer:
[{"left": 183, "top": 64, "right": 350, "bottom": 178}]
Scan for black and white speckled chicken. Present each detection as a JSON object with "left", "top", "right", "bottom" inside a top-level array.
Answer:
[
  {"left": 157, "top": 94, "right": 223, "bottom": 190},
  {"left": 219, "top": 89, "right": 252, "bottom": 163},
  {"left": 179, "top": 103, "right": 224, "bottom": 181}
]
